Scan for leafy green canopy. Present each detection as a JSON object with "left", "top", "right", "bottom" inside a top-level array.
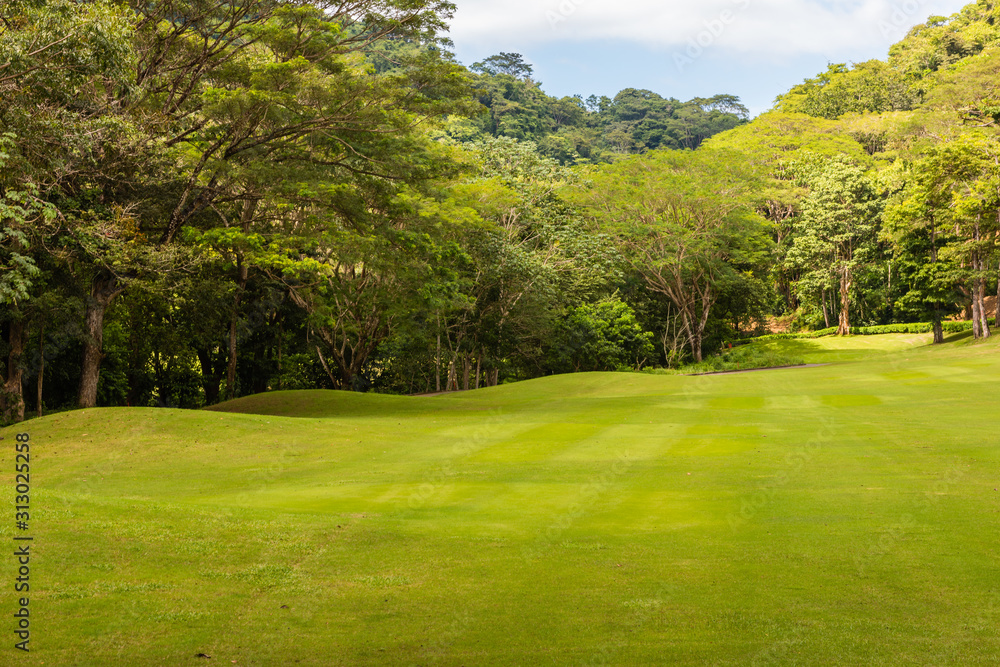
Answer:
[
  {"left": 0, "top": 136, "right": 56, "bottom": 306},
  {"left": 545, "top": 297, "right": 655, "bottom": 373},
  {"left": 776, "top": 1, "right": 1000, "bottom": 120},
  {"left": 883, "top": 150, "right": 965, "bottom": 332},
  {"left": 441, "top": 53, "right": 748, "bottom": 164},
  {"left": 786, "top": 158, "right": 884, "bottom": 334},
  {"left": 573, "top": 148, "right": 770, "bottom": 361}
]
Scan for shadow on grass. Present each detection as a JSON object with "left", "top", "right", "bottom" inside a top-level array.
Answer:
[{"left": 205, "top": 389, "right": 464, "bottom": 419}]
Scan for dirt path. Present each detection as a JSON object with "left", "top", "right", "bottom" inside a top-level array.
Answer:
[{"left": 687, "top": 363, "right": 830, "bottom": 377}]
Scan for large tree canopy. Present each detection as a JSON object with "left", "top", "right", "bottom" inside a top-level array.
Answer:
[{"left": 575, "top": 149, "right": 769, "bottom": 362}]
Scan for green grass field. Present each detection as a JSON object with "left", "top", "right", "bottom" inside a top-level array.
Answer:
[{"left": 3, "top": 332, "right": 1000, "bottom": 665}]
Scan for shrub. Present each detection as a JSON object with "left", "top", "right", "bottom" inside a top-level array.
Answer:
[
  {"left": 547, "top": 298, "right": 656, "bottom": 372},
  {"left": 646, "top": 344, "right": 806, "bottom": 375}
]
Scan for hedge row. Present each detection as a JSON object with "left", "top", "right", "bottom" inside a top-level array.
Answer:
[{"left": 749, "top": 319, "right": 996, "bottom": 342}]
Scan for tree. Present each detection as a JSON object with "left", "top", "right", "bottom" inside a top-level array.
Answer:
[
  {"left": 134, "top": 0, "right": 472, "bottom": 245},
  {"left": 578, "top": 149, "right": 768, "bottom": 362},
  {"left": 257, "top": 142, "right": 479, "bottom": 391},
  {"left": 545, "top": 297, "right": 654, "bottom": 373},
  {"left": 934, "top": 135, "right": 1000, "bottom": 339},
  {"left": 888, "top": 9, "right": 994, "bottom": 76},
  {"left": 42, "top": 0, "right": 474, "bottom": 405},
  {"left": 597, "top": 89, "right": 746, "bottom": 153},
  {"left": 447, "top": 137, "right": 601, "bottom": 387},
  {"left": 471, "top": 52, "right": 534, "bottom": 80},
  {"left": 704, "top": 112, "right": 872, "bottom": 319},
  {"left": 787, "top": 158, "right": 884, "bottom": 335},
  {"left": 777, "top": 61, "right": 919, "bottom": 119},
  {"left": 0, "top": 145, "right": 56, "bottom": 424},
  {"left": 884, "top": 157, "right": 963, "bottom": 344},
  {"left": 0, "top": 0, "right": 138, "bottom": 411},
  {"left": 444, "top": 66, "right": 749, "bottom": 165}
]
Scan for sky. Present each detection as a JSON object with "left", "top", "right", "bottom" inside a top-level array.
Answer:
[{"left": 447, "top": 0, "right": 974, "bottom": 116}]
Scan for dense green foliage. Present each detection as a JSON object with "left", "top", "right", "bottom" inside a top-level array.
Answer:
[
  {"left": 706, "top": 0, "right": 1000, "bottom": 340},
  {"left": 444, "top": 56, "right": 749, "bottom": 164},
  {"left": 777, "top": 1, "right": 1000, "bottom": 118}
]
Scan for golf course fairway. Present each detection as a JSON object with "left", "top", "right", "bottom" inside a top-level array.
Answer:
[{"left": 3, "top": 333, "right": 999, "bottom": 665}]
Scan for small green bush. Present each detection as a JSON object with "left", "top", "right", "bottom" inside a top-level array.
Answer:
[
  {"left": 670, "top": 344, "right": 806, "bottom": 375},
  {"left": 547, "top": 298, "right": 656, "bottom": 373}
]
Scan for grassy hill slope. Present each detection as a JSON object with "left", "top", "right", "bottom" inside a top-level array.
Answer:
[{"left": 3, "top": 333, "right": 999, "bottom": 664}]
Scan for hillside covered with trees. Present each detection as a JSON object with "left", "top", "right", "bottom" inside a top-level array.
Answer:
[
  {"left": 446, "top": 51, "right": 749, "bottom": 163},
  {"left": 1, "top": 0, "right": 999, "bottom": 422}
]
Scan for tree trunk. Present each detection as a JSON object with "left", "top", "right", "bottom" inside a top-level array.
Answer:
[
  {"left": 995, "top": 259, "right": 1000, "bottom": 325},
  {"left": 36, "top": 324, "right": 44, "bottom": 418},
  {"left": 972, "top": 289, "right": 982, "bottom": 339},
  {"left": 78, "top": 302, "right": 105, "bottom": 408},
  {"left": 339, "top": 367, "right": 354, "bottom": 391},
  {"left": 435, "top": 314, "right": 441, "bottom": 393},
  {"left": 969, "top": 224, "right": 990, "bottom": 339},
  {"left": 932, "top": 317, "right": 944, "bottom": 345},
  {"left": 447, "top": 357, "right": 457, "bottom": 392},
  {"left": 277, "top": 324, "right": 283, "bottom": 390},
  {"left": 691, "top": 334, "right": 703, "bottom": 363},
  {"left": 836, "top": 271, "right": 851, "bottom": 336},
  {"left": 886, "top": 261, "right": 893, "bottom": 319},
  {"left": 226, "top": 256, "right": 249, "bottom": 400},
  {"left": 3, "top": 318, "right": 25, "bottom": 424},
  {"left": 688, "top": 290, "right": 714, "bottom": 364},
  {"left": 462, "top": 354, "right": 471, "bottom": 392},
  {"left": 224, "top": 201, "right": 257, "bottom": 399},
  {"left": 821, "top": 289, "right": 830, "bottom": 328},
  {"left": 196, "top": 347, "right": 222, "bottom": 405},
  {"left": 969, "top": 251, "right": 988, "bottom": 339},
  {"left": 475, "top": 353, "right": 481, "bottom": 390},
  {"left": 226, "top": 314, "right": 239, "bottom": 398},
  {"left": 315, "top": 345, "right": 339, "bottom": 388},
  {"left": 78, "top": 275, "right": 123, "bottom": 409},
  {"left": 976, "top": 272, "right": 991, "bottom": 338}
]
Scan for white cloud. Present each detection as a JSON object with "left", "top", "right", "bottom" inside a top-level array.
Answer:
[{"left": 449, "top": 0, "right": 971, "bottom": 59}]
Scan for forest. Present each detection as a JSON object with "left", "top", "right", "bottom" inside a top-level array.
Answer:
[{"left": 1, "top": 0, "right": 1000, "bottom": 423}]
